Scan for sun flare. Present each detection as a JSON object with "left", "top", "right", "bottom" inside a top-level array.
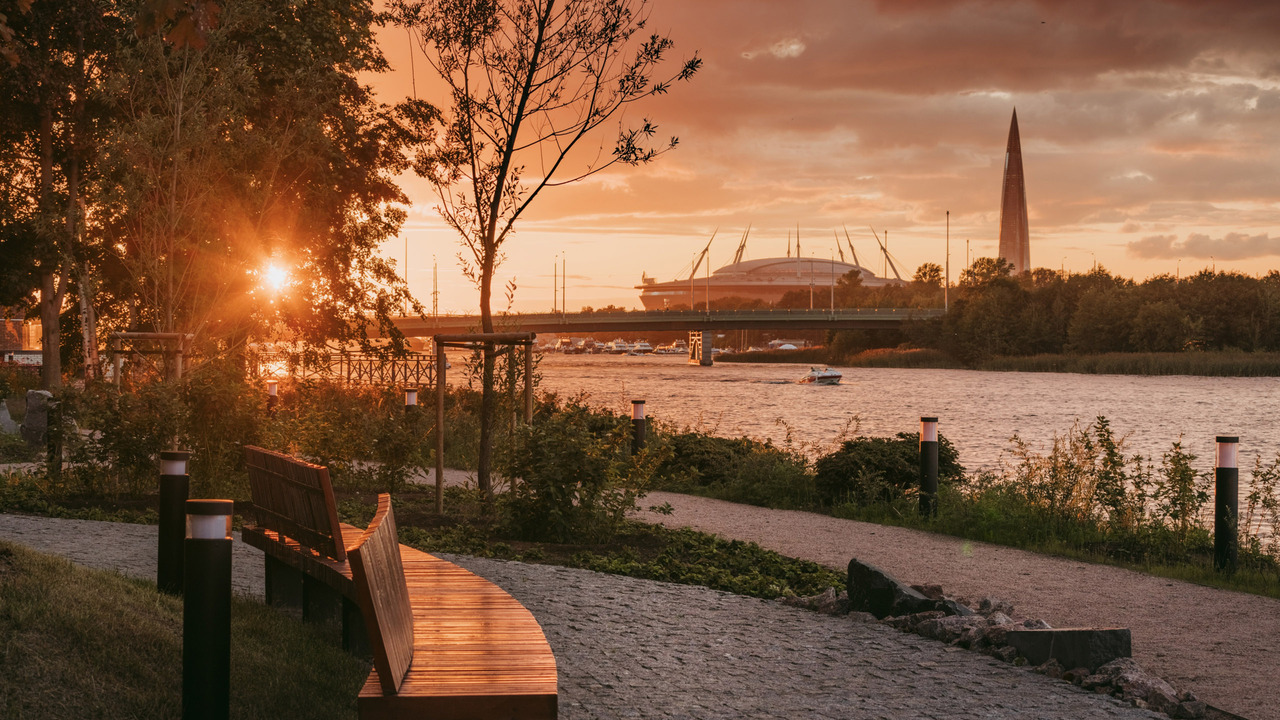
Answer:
[{"left": 264, "top": 263, "right": 289, "bottom": 293}]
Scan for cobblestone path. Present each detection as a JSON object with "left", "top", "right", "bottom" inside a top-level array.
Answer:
[{"left": 0, "top": 513, "right": 1164, "bottom": 719}]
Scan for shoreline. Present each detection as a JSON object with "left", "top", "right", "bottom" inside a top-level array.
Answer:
[{"left": 718, "top": 347, "right": 1280, "bottom": 377}]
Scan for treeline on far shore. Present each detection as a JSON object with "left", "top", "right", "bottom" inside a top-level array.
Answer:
[
  {"left": 723, "top": 347, "right": 1280, "bottom": 377},
  {"left": 722, "top": 258, "right": 1280, "bottom": 376}
]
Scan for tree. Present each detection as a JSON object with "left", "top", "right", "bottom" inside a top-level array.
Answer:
[
  {"left": 912, "top": 262, "right": 942, "bottom": 288},
  {"left": 0, "top": 1, "right": 123, "bottom": 387},
  {"left": 395, "top": 0, "right": 700, "bottom": 494},
  {"left": 101, "top": 0, "right": 423, "bottom": 360}
]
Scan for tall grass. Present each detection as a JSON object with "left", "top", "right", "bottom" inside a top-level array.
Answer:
[{"left": 979, "top": 351, "right": 1280, "bottom": 376}]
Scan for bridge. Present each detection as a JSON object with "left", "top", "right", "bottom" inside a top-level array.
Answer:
[
  {"left": 390, "top": 308, "right": 943, "bottom": 336},
  {"left": 389, "top": 308, "right": 943, "bottom": 365}
]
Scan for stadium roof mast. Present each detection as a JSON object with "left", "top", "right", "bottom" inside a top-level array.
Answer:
[{"left": 732, "top": 225, "right": 751, "bottom": 264}]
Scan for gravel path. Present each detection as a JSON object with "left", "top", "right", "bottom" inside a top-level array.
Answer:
[
  {"left": 634, "top": 491, "right": 1278, "bottom": 720},
  {"left": 0, "top": 512, "right": 1166, "bottom": 720}
]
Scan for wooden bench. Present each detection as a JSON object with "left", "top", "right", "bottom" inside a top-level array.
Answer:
[{"left": 240, "top": 447, "right": 558, "bottom": 718}]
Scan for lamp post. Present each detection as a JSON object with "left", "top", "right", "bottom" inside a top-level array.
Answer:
[
  {"left": 183, "top": 499, "right": 233, "bottom": 720},
  {"left": 919, "top": 417, "right": 939, "bottom": 517},
  {"left": 1214, "top": 436, "right": 1239, "bottom": 573},
  {"left": 404, "top": 386, "right": 418, "bottom": 413},
  {"left": 158, "top": 450, "right": 192, "bottom": 595}
]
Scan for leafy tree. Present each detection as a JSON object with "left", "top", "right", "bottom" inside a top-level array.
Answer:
[
  {"left": 101, "top": 0, "right": 423, "bottom": 360},
  {"left": 0, "top": 1, "right": 123, "bottom": 387},
  {"left": 912, "top": 262, "right": 942, "bottom": 288},
  {"left": 394, "top": 0, "right": 700, "bottom": 494}
]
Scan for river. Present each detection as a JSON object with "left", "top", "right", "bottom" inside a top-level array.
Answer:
[{"left": 532, "top": 353, "right": 1280, "bottom": 476}]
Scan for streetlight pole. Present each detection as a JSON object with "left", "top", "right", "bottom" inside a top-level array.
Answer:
[{"left": 944, "top": 211, "right": 949, "bottom": 312}]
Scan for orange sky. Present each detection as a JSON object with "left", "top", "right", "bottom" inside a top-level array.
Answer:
[{"left": 365, "top": 0, "right": 1280, "bottom": 313}]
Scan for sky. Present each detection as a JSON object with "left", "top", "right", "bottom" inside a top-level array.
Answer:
[{"left": 364, "top": 0, "right": 1280, "bottom": 313}]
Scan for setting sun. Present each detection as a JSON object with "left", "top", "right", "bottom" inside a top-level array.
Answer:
[{"left": 264, "top": 263, "right": 289, "bottom": 294}]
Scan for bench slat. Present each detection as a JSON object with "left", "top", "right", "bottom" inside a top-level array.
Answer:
[
  {"left": 350, "top": 495, "right": 416, "bottom": 695},
  {"left": 244, "top": 446, "right": 346, "bottom": 561}
]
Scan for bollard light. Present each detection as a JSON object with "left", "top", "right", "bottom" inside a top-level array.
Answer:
[
  {"left": 631, "top": 400, "right": 647, "bottom": 455},
  {"left": 266, "top": 379, "right": 279, "bottom": 415},
  {"left": 404, "top": 386, "right": 418, "bottom": 407},
  {"left": 919, "top": 416, "right": 939, "bottom": 517},
  {"left": 157, "top": 450, "right": 193, "bottom": 596},
  {"left": 184, "top": 498, "right": 233, "bottom": 720},
  {"left": 160, "top": 449, "right": 192, "bottom": 476},
  {"left": 186, "top": 499, "right": 233, "bottom": 540},
  {"left": 1214, "top": 436, "right": 1239, "bottom": 573}
]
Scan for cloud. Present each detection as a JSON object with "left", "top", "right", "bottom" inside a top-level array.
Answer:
[
  {"left": 1128, "top": 232, "right": 1280, "bottom": 260},
  {"left": 742, "top": 37, "right": 807, "bottom": 60}
]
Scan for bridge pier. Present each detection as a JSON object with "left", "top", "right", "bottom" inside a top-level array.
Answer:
[{"left": 688, "top": 330, "right": 713, "bottom": 366}]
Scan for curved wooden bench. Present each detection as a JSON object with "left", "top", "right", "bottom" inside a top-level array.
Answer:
[
  {"left": 241, "top": 448, "right": 557, "bottom": 718},
  {"left": 351, "top": 494, "right": 557, "bottom": 719}
]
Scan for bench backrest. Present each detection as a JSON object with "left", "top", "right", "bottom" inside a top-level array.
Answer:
[
  {"left": 350, "top": 493, "right": 415, "bottom": 694},
  {"left": 243, "top": 446, "right": 347, "bottom": 562}
]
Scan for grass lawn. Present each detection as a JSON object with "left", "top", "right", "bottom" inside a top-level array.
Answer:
[{"left": 0, "top": 541, "right": 368, "bottom": 720}]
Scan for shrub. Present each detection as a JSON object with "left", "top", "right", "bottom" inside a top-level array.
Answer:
[
  {"left": 814, "top": 432, "right": 963, "bottom": 506},
  {"left": 498, "top": 400, "right": 658, "bottom": 543}
]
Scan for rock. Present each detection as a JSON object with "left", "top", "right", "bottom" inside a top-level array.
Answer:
[
  {"left": 937, "top": 598, "right": 976, "bottom": 616},
  {"left": 1005, "top": 627, "right": 1131, "bottom": 672},
  {"left": 1093, "top": 658, "right": 1179, "bottom": 714},
  {"left": 911, "top": 583, "right": 945, "bottom": 600},
  {"left": 20, "top": 389, "right": 53, "bottom": 446},
  {"left": 986, "top": 612, "right": 1013, "bottom": 627},
  {"left": 989, "top": 645, "right": 1019, "bottom": 663},
  {"left": 847, "top": 611, "right": 878, "bottom": 624},
  {"left": 1080, "top": 673, "right": 1108, "bottom": 691},
  {"left": 1062, "top": 667, "right": 1091, "bottom": 684},
  {"left": 882, "top": 610, "right": 945, "bottom": 632},
  {"left": 978, "top": 597, "right": 1014, "bottom": 617},
  {"left": 1021, "top": 618, "right": 1052, "bottom": 629},
  {"left": 1035, "top": 658, "right": 1065, "bottom": 679},
  {"left": 1171, "top": 700, "right": 1206, "bottom": 719},
  {"left": 0, "top": 400, "right": 17, "bottom": 434},
  {"left": 846, "top": 558, "right": 937, "bottom": 619},
  {"left": 780, "top": 587, "right": 849, "bottom": 615},
  {"left": 917, "top": 615, "right": 985, "bottom": 644}
]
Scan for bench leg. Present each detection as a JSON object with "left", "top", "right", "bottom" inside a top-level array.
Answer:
[
  {"left": 343, "top": 596, "right": 370, "bottom": 658},
  {"left": 264, "top": 555, "right": 304, "bottom": 621},
  {"left": 302, "top": 574, "right": 344, "bottom": 645}
]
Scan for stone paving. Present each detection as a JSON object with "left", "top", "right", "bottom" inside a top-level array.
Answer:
[{"left": 0, "top": 513, "right": 1163, "bottom": 719}]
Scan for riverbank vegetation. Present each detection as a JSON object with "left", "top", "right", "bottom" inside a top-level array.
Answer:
[
  {"left": 0, "top": 367, "right": 842, "bottom": 599},
  {"left": 654, "top": 416, "right": 1280, "bottom": 598}
]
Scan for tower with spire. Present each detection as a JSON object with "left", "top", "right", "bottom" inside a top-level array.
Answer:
[{"left": 997, "top": 109, "right": 1031, "bottom": 274}]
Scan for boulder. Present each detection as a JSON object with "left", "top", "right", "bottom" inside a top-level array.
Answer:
[
  {"left": 0, "top": 400, "right": 16, "bottom": 434},
  {"left": 19, "top": 390, "right": 53, "bottom": 447},
  {"left": 977, "top": 596, "right": 1014, "bottom": 617},
  {"left": 1005, "top": 627, "right": 1131, "bottom": 673},
  {"left": 1092, "top": 658, "right": 1180, "bottom": 715},
  {"left": 846, "top": 558, "right": 940, "bottom": 619}
]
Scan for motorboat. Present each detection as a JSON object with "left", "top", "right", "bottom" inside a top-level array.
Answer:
[
  {"left": 631, "top": 341, "right": 654, "bottom": 354},
  {"left": 798, "top": 367, "right": 842, "bottom": 385},
  {"left": 606, "top": 338, "right": 630, "bottom": 354}
]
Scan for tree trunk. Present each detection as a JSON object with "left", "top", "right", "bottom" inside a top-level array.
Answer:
[
  {"left": 40, "top": 273, "right": 61, "bottom": 389},
  {"left": 476, "top": 254, "right": 495, "bottom": 498},
  {"left": 78, "top": 268, "right": 98, "bottom": 381}
]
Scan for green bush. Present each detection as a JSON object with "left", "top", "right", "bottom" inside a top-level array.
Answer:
[
  {"left": 498, "top": 400, "right": 658, "bottom": 543},
  {"left": 814, "top": 432, "right": 964, "bottom": 506}
]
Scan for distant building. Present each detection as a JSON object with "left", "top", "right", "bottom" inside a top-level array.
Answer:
[
  {"left": 636, "top": 256, "right": 901, "bottom": 310},
  {"left": 997, "top": 109, "right": 1031, "bottom": 274}
]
